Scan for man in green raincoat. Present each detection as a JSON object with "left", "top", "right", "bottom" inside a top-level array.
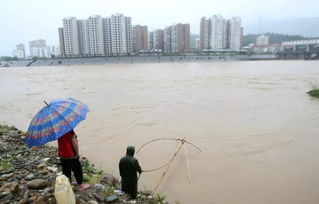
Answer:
[{"left": 119, "top": 146, "right": 142, "bottom": 199}]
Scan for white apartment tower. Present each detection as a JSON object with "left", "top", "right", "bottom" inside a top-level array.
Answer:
[
  {"left": 88, "top": 15, "right": 105, "bottom": 56},
  {"left": 103, "top": 18, "right": 112, "bottom": 56},
  {"left": 77, "top": 19, "right": 90, "bottom": 56},
  {"left": 200, "top": 15, "right": 242, "bottom": 51},
  {"left": 63, "top": 17, "right": 79, "bottom": 56},
  {"left": 110, "top": 14, "right": 132, "bottom": 55},
  {"left": 229, "top": 17, "right": 241, "bottom": 50},
  {"left": 111, "top": 14, "right": 126, "bottom": 55},
  {"left": 60, "top": 14, "right": 132, "bottom": 56},
  {"left": 256, "top": 34, "right": 269, "bottom": 46},
  {"left": 12, "top": 43, "right": 26, "bottom": 59},
  {"left": 210, "top": 15, "right": 228, "bottom": 50}
]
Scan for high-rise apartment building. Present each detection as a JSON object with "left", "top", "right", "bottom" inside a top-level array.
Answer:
[
  {"left": 58, "top": 28, "right": 65, "bottom": 56},
  {"left": 110, "top": 13, "right": 132, "bottom": 55},
  {"left": 190, "top": 34, "right": 199, "bottom": 50},
  {"left": 177, "top": 23, "right": 190, "bottom": 52},
  {"left": 29, "top": 39, "right": 46, "bottom": 57},
  {"left": 210, "top": 15, "right": 228, "bottom": 50},
  {"left": 163, "top": 26, "right": 172, "bottom": 53},
  {"left": 29, "top": 39, "right": 59, "bottom": 58},
  {"left": 125, "top": 17, "right": 132, "bottom": 54},
  {"left": 229, "top": 17, "right": 241, "bottom": 50},
  {"left": 256, "top": 34, "right": 269, "bottom": 46},
  {"left": 200, "top": 17, "right": 211, "bottom": 50},
  {"left": 60, "top": 13, "right": 133, "bottom": 56},
  {"left": 87, "top": 15, "right": 105, "bottom": 56},
  {"left": 149, "top": 29, "right": 164, "bottom": 51},
  {"left": 103, "top": 18, "right": 112, "bottom": 56},
  {"left": 77, "top": 20, "right": 89, "bottom": 56},
  {"left": 199, "top": 15, "right": 242, "bottom": 51},
  {"left": 63, "top": 17, "right": 79, "bottom": 56},
  {"left": 133, "top": 25, "right": 148, "bottom": 53},
  {"left": 12, "top": 43, "right": 26, "bottom": 58},
  {"left": 163, "top": 23, "right": 190, "bottom": 53},
  {"left": 148, "top": 32, "right": 154, "bottom": 50}
]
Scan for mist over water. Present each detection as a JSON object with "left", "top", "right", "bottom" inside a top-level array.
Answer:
[{"left": 1, "top": 61, "right": 319, "bottom": 204}]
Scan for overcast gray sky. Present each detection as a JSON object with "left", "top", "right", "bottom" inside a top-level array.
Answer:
[{"left": 0, "top": 0, "right": 318, "bottom": 56}]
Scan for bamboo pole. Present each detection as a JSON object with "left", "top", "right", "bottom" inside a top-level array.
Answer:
[
  {"left": 184, "top": 144, "right": 192, "bottom": 183},
  {"left": 152, "top": 139, "right": 185, "bottom": 195}
]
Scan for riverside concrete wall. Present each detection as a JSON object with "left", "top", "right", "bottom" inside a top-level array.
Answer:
[{"left": 1, "top": 55, "right": 279, "bottom": 68}]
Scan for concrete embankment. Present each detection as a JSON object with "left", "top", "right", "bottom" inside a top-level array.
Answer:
[{"left": 1, "top": 54, "right": 279, "bottom": 68}]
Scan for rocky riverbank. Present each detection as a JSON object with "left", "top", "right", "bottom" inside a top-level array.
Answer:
[{"left": 0, "top": 124, "right": 168, "bottom": 204}]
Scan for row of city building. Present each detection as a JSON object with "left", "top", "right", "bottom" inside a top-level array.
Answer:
[
  {"left": 244, "top": 35, "right": 319, "bottom": 54},
  {"left": 58, "top": 13, "right": 243, "bottom": 57},
  {"left": 12, "top": 40, "right": 60, "bottom": 59}
]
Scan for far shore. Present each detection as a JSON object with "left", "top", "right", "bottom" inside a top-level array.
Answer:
[{"left": 0, "top": 54, "right": 279, "bottom": 68}]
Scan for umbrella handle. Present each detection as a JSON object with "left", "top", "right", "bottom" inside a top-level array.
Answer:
[{"left": 44, "top": 100, "right": 49, "bottom": 106}]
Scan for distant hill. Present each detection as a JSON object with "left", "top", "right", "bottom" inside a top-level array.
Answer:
[
  {"left": 243, "top": 33, "right": 314, "bottom": 46},
  {"left": 244, "top": 17, "right": 319, "bottom": 37}
]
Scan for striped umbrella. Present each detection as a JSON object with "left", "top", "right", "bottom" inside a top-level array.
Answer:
[{"left": 25, "top": 98, "right": 89, "bottom": 147}]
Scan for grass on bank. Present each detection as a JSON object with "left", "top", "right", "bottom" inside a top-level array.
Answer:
[
  {"left": 0, "top": 159, "right": 13, "bottom": 171},
  {"left": 308, "top": 83, "right": 319, "bottom": 98}
]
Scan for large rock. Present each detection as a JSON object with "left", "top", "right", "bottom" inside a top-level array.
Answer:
[
  {"left": 33, "top": 195, "right": 47, "bottom": 204},
  {"left": 26, "top": 179, "right": 48, "bottom": 189},
  {"left": 37, "top": 163, "right": 46, "bottom": 170},
  {"left": 0, "top": 182, "right": 19, "bottom": 193},
  {"left": 9, "top": 182, "right": 19, "bottom": 193},
  {"left": 102, "top": 174, "right": 117, "bottom": 186},
  {"left": 18, "top": 198, "right": 29, "bottom": 204},
  {"left": 1, "top": 173, "right": 14, "bottom": 179}
]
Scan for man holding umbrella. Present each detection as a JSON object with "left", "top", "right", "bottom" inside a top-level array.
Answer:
[{"left": 25, "top": 98, "right": 90, "bottom": 190}]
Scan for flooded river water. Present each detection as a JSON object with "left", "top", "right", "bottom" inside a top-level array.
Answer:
[{"left": 1, "top": 61, "right": 319, "bottom": 204}]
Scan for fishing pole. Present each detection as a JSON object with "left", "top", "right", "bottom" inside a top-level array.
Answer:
[{"left": 136, "top": 137, "right": 202, "bottom": 195}]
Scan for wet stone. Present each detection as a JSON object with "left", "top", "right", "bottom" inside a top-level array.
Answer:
[
  {"left": 26, "top": 173, "right": 34, "bottom": 180},
  {"left": 88, "top": 201, "right": 98, "bottom": 204},
  {"left": 47, "top": 166, "right": 58, "bottom": 173},
  {"left": 1, "top": 167, "right": 14, "bottom": 174},
  {"left": 37, "top": 163, "right": 46, "bottom": 170},
  {"left": 26, "top": 179, "right": 48, "bottom": 189},
  {"left": 18, "top": 198, "right": 29, "bottom": 204},
  {"left": 1, "top": 173, "right": 14, "bottom": 179}
]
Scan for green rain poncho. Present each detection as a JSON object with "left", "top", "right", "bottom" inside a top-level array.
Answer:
[{"left": 119, "top": 146, "right": 142, "bottom": 199}]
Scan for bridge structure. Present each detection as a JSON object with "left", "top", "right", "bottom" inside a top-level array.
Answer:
[{"left": 280, "top": 39, "right": 319, "bottom": 59}]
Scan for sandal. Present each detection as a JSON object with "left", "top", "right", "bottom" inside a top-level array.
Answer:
[{"left": 78, "top": 184, "right": 90, "bottom": 191}]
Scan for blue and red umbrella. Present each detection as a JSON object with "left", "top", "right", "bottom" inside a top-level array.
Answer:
[{"left": 25, "top": 98, "right": 89, "bottom": 147}]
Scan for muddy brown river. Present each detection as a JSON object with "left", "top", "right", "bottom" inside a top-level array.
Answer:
[{"left": 1, "top": 61, "right": 319, "bottom": 204}]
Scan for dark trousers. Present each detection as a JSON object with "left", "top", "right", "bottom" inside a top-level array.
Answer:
[
  {"left": 121, "top": 178, "right": 138, "bottom": 199},
  {"left": 60, "top": 158, "right": 83, "bottom": 185}
]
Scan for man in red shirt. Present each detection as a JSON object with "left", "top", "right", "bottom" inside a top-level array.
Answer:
[{"left": 58, "top": 130, "right": 89, "bottom": 190}]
